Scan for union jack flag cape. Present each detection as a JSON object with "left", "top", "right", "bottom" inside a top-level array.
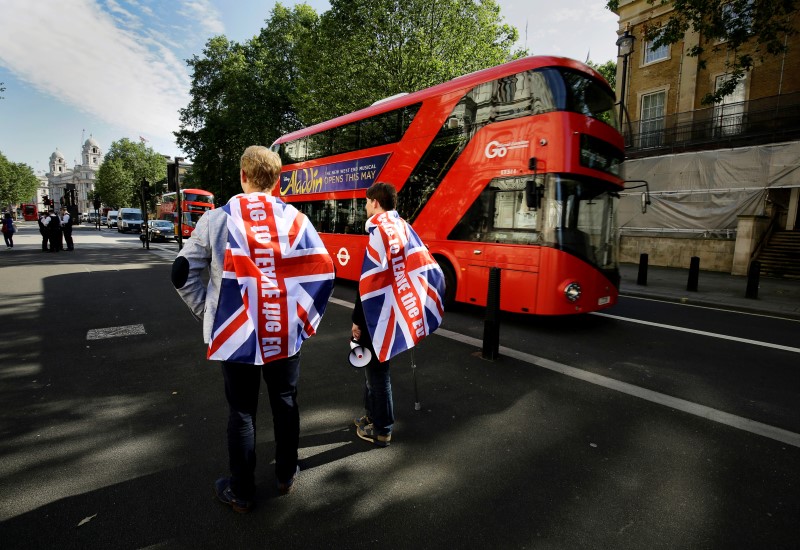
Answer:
[
  {"left": 208, "top": 193, "right": 335, "bottom": 364},
  {"left": 359, "top": 210, "right": 445, "bottom": 362}
]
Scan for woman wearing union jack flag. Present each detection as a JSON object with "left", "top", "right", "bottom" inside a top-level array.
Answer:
[{"left": 171, "top": 146, "right": 335, "bottom": 513}]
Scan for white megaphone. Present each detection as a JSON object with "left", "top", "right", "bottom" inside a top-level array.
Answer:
[{"left": 349, "top": 339, "right": 372, "bottom": 368}]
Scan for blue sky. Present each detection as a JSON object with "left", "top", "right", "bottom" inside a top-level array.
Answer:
[{"left": 0, "top": 0, "right": 618, "bottom": 175}]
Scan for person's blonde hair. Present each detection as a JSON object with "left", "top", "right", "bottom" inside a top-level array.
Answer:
[{"left": 240, "top": 146, "right": 282, "bottom": 191}]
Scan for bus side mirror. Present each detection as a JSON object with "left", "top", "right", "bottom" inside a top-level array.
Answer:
[{"left": 525, "top": 180, "right": 542, "bottom": 210}]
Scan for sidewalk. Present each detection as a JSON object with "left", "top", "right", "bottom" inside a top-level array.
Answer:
[{"left": 619, "top": 262, "right": 800, "bottom": 320}]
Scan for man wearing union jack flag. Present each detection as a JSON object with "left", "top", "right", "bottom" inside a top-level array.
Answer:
[
  {"left": 172, "top": 146, "right": 334, "bottom": 513},
  {"left": 352, "top": 182, "right": 445, "bottom": 447}
]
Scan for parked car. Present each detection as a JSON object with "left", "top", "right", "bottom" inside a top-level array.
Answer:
[
  {"left": 140, "top": 219, "right": 176, "bottom": 243},
  {"left": 101, "top": 215, "right": 107, "bottom": 225},
  {"left": 117, "top": 208, "right": 144, "bottom": 233},
  {"left": 107, "top": 210, "right": 118, "bottom": 228}
]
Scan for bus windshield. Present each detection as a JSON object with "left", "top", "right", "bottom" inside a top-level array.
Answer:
[
  {"left": 448, "top": 174, "right": 618, "bottom": 271},
  {"left": 546, "top": 68, "right": 620, "bottom": 130},
  {"left": 183, "top": 192, "right": 214, "bottom": 204}
]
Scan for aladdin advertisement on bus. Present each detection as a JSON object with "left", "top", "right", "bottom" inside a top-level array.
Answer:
[{"left": 279, "top": 153, "right": 390, "bottom": 196}]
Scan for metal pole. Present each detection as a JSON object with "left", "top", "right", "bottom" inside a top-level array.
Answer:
[
  {"left": 687, "top": 256, "right": 700, "bottom": 292},
  {"left": 745, "top": 260, "right": 761, "bottom": 299},
  {"left": 482, "top": 267, "right": 501, "bottom": 360},
  {"left": 411, "top": 349, "right": 421, "bottom": 411},
  {"left": 141, "top": 178, "right": 150, "bottom": 250},
  {"left": 618, "top": 53, "right": 629, "bottom": 128},
  {"left": 637, "top": 253, "right": 649, "bottom": 286},
  {"left": 174, "top": 157, "right": 184, "bottom": 251}
]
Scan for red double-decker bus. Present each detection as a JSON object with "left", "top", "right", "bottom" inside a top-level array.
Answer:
[
  {"left": 270, "top": 56, "right": 624, "bottom": 315},
  {"left": 158, "top": 188, "right": 215, "bottom": 238},
  {"left": 20, "top": 203, "right": 39, "bottom": 221}
]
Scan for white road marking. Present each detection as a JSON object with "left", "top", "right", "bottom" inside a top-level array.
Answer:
[
  {"left": 592, "top": 312, "right": 800, "bottom": 354},
  {"left": 620, "top": 294, "right": 800, "bottom": 322},
  {"left": 86, "top": 324, "right": 146, "bottom": 340},
  {"left": 327, "top": 297, "right": 800, "bottom": 448}
]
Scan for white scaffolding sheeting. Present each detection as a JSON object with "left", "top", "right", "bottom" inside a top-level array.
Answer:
[{"left": 618, "top": 141, "right": 800, "bottom": 236}]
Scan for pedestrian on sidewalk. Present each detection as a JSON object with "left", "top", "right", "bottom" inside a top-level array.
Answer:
[
  {"left": 1, "top": 212, "right": 15, "bottom": 248},
  {"left": 38, "top": 212, "right": 49, "bottom": 251},
  {"left": 60, "top": 208, "right": 74, "bottom": 251},
  {"left": 42, "top": 209, "right": 62, "bottom": 252},
  {"left": 171, "top": 145, "right": 335, "bottom": 513},
  {"left": 351, "top": 182, "right": 445, "bottom": 447}
]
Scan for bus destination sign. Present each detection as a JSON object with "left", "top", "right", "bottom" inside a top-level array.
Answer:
[{"left": 280, "top": 153, "right": 391, "bottom": 196}]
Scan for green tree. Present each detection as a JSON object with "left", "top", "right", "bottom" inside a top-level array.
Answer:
[
  {"left": 588, "top": 59, "right": 617, "bottom": 91},
  {"left": 607, "top": 0, "right": 798, "bottom": 104},
  {"left": 298, "top": 0, "right": 522, "bottom": 123},
  {"left": 175, "top": 4, "right": 318, "bottom": 201},
  {"left": 175, "top": 1, "right": 523, "bottom": 200},
  {"left": 0, "top": 151, "right": 39, "bottom": 209},
  {"left": 95, "top": 138, "right": 167, "bottom": 208}
]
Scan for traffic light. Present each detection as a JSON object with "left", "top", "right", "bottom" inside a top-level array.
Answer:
[
  {"left": 141, "top": 178, "right": 152, "bottom": 202},
  {"left": 167, "top": 163, "right": 177, "bottom": 192},
  {"left": 42, "top": 195, "right": 49, "bottom": 206}
]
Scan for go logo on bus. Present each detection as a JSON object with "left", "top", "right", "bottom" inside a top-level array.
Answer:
[{"left": 484, "top": 140, "right": 530, "bottom": 159}]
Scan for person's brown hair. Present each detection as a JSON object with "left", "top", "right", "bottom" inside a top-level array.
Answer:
[{"left": 366, "top": 182, "right": 397, "bottom": 211}]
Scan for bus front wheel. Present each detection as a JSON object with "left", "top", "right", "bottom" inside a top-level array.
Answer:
[{"left": 438, "top": 260, "right": 457, "bottom": 309}]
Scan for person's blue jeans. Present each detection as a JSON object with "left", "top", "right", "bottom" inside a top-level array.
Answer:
[
  {"left": 363, "top": 351, "right": 394, "bottom": 436},
  {"left": 221, "top": 352, "right": 300, "bottom": 500}
]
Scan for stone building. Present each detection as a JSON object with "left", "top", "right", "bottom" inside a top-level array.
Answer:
[
  {"left": 612, "top": 0, "right": 800, "bottom": 277},
  {"left": 46, "top": 136, "right": 103, "bottom": 215}
]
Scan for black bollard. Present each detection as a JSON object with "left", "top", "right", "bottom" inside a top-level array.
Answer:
[
  {"left": 482, "top": 267, "right": 501, "bottom": 360},
  {"left": 745, "top": 260, "right": 761, "bottom": 299},
  {"left": 687, "top": 256, "right": 700, "bottom": 291},
  {"left": 637, "top": 253, "right": 649, "bottom": 286}
]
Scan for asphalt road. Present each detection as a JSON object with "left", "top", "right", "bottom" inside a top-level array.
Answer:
[{"left": 1, "top": 227, "right": 798, "bottom": 549}]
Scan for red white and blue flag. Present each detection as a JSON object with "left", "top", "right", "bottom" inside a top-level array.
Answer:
[
  {"left": 359, "top": 211, "right": 445, "bottom": 362},
  {"left": 208, "top": 193, "right": 335, "bottom": 364}
]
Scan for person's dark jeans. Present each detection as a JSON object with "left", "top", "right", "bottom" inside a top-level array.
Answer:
[
  {"left": 63, "top": 227, "right": 73, "bottom": 250},
  {"left": 221, "top": 352, "right": 301, "bottom": 500},
  {"left": 363, "top": 351, "right": 394, "bottom": 436}
]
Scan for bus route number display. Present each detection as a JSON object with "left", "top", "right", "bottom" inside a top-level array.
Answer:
[{"left": 279, "top": 153, "right": 391, "bottom": 196}]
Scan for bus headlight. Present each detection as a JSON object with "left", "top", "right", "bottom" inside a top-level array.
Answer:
[{"left": 564, "top": 282, "right": 582, "bottom": 302}]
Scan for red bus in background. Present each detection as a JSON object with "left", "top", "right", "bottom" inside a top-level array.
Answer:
[
  {"left": 158, "top": 188, "right": 215, "bottom": 238},
  {"left": 20, "top": 203, "right": 39, "bottom": 221},
  {"left": 270, "top": 56, "right": 624, "bottom": 315}
]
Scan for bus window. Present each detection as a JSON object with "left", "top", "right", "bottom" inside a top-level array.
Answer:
[
  {"left": 331, "top": 123, "right": 359, "bottom": 156},
  {"left": 448, "top": 177, "right": 542, "bottom": 244},
  {"left": 294, "top": 198, "right": 368, "bottom": 234}
]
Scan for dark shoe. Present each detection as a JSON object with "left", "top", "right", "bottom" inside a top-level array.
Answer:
[
  {"left": 277, "top": 465, "right": 300, "bottom": 495},
  {"left": 353, "top": 415, "right": 372, "bottom": 429},
  {"left": 214, "top": 477, "right": 253, "bottom": 513},
  {"left": 357, "top": 424, "right": 391, "bottom": 447}
]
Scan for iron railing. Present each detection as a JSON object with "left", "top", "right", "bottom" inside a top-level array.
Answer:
[{"left": 623, "top": 92, "right": 800, "bottom": 158}]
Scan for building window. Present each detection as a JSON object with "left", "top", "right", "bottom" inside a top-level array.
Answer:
[
  {"left": 639, "top": 90, "right": 666, "bottom": 148},
  {"left": 643, "top": 30, "right": 669, "bottom": 64},
  {"left": 712, "top": 74, "right": 746, "bottom": 137}
]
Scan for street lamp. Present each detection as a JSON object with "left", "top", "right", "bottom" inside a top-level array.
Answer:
[{"left": 616, "top": 24, "right": 635, "bottom": 142}]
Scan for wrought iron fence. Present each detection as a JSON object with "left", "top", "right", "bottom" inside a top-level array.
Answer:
[{"left": 623, "top": 92, "right": 800, "bottom": 158}]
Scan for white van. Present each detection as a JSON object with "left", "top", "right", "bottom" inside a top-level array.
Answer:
[
  {"left": 107, "top": 210, "right": 118, "bottom": 228},
  {"left": 117, "top": 208, "right": 144, "bottom": 233}
]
